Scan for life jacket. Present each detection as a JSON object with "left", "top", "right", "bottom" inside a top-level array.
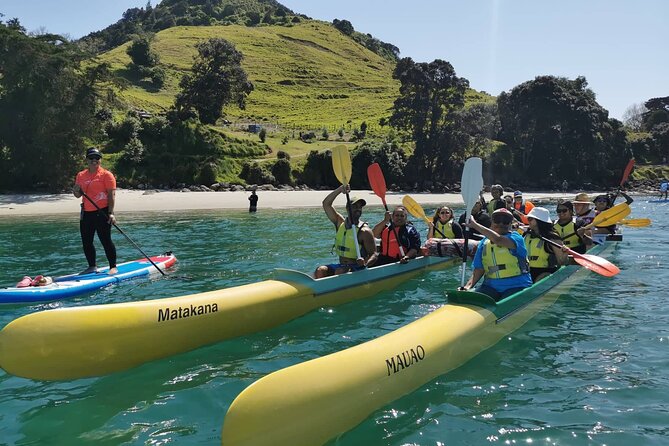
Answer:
[
  {"left": 554, "top": 220, "right": 583, "bottom": 249},
  {"left": 333, "top": 220, "right": 366, "bottom": 260},
  {"left": 486, "top": 199, "right": 503, "bottom": 215},
  {"left": 513, "top": 201, "right": 527, "bottom": 214},
  {"left": 523, "top": 234, "right": 554, "bottom": 268},
  {"left": 434, "top": 220, "right": 456, "bottom": 238},
  {"left": 576, "top": 208, "right": 596, "bottom": 226},
  {"left": 480, "top": 238, "right": 529, "bottom": 280},
  {"left": 380, "top": 226, "right": 408, "bottom": 259}
]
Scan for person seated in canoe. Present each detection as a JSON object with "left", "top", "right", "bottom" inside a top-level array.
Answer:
[
  {"left": 503, "top": 194, "right": 514, "bottom": 211},
  {"left": 523, "top": 207, "right": 569, "bottom": 282},
  {"left": 372, "top": 206, "right": 421, "bottom": 266},
  {"left": 553, "top": 201, "right": 589, "bottom": 254},
  {"left": 592, "top": 191, "right": 633, "bottom": 235},
  {"left": 314, "top": 185, "right": 378, "bottom": 278},
  {"left": 460, "top": 208, "right": 532, "bottom": 301},
  {"left": 485, "top": 184, "right": 506, "bottom": 214},
  {"left": 511, "top": 190, "right": 535, "bottom": 225},
  {"left": 458, "top": 198, "right": 491, "bottom": 240},
  {"left": 427, "top": 206, "right": 463, "bottom": 239}
]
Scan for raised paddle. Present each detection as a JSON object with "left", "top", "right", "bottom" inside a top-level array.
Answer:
[
  {"left": 540, "top": 236, "right": 620, "bottom": 277},
  {"left": 460, "top": 157, "right": 484, "bottom": 286},
  {"left": 367, "top": 163, "right": 405, "bottom": 256},
  {"left": 619, "top": 218, "right": 651, "bottom": 227},
  {"left": 611, "top": 158, "right": 635, "bottom": 203},
  {"left": 584, "top": 202, "right": 631, "bottom": 229},
  {"left": 79, "top": 191, "right": 166, "bottom": 276},
  {"left": 332, "top": 145, "right": 361, "bottom": 260},
  {"left": 401, "top": 194, "right": 448, "bottom": 238}
]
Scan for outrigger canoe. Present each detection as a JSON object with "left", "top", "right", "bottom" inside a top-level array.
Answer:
[
  {"left": 0, "top": 253, "right": 177, "bottom": 305},
  {"left": 0, "top": 240, "right": 477, "bottom": 381},
  {"left": 219, "top": 238, "right": 620, "bottom": 446}
]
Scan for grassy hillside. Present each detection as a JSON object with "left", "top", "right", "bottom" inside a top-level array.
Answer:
[{"left": 99, "top": 21, "right": 400, "bottom": 129}]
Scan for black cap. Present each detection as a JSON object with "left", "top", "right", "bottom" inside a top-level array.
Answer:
[{"left": 86, "top": 147, "right": 102, "bottom": 158}]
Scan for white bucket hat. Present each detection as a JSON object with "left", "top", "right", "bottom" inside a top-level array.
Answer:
[{"left": 526, "top": 207, "right": 552, "bottom": 224}]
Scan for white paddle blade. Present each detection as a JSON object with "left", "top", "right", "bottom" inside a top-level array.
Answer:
[{"left": 461, "top": 157, "right": 483, "bottom": 221}]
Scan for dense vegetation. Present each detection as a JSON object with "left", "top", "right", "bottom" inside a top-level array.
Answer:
[{"left": 1, "top": 1, "right": 667, "bottom": 193}]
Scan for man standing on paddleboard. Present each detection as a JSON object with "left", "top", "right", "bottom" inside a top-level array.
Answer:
[{"left": 72, "top": 147, "right": 118, "bottom": 275}]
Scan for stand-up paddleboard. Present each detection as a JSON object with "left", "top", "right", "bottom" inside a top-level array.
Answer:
[{"left": 0, "top": 253, "right": 176, "bottom": 304}]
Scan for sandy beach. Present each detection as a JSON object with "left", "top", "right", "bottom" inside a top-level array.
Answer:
[{"left": 0, "top": 189, "right": 592, "bottom": 216}]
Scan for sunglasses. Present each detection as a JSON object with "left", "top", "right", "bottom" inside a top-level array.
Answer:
[
  {"left": 87, "top": 156, "right": 101, "bottom": 161},
  {"left": 556, "top": 208, "right": 569, "bottom": 213},
  {"left": 439, "top": 210, "right": 451, "bottom": 214},
  {"left": 595, "top": 199, "right": 608, "bottom": 203}
]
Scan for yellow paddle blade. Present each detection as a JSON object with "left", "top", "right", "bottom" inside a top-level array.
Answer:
[
  {"left": 402, "top": 195, "right": 430, "bottom": 223},
  {"left": 587, "top": 202, "right": 631, "bottom": 228},
  {"left": 331, "top": 145, "right": 351, "bottom": 186},
  {"left": 620, "top": 218, "right": 651, "bottom": 227}
]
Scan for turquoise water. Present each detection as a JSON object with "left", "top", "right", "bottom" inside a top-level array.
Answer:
[{"left": 0, "top": 198, "right": 667, "bottom": 445}]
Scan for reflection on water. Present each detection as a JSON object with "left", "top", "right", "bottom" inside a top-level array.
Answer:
[{"left": 0, "top": 200, "right": 668, "bottom": 445}]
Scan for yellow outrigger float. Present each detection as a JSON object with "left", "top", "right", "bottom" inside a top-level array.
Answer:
[
  {"left": 220, "top": 239, "right": 620, "bottom": 446},
  {"left": 0, "top": 250, "right": 474, "bottom": 381}
]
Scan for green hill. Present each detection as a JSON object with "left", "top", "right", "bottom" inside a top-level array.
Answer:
[{"left": 99, "top": 21, "right": 401, "bottom": 129}]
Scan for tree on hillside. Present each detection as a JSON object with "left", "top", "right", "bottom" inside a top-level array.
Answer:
[
  {"left": 623, "top": 102, "right": 648, "bottom": 131},
  {"left": 333, "top": 19, "right": 354, "bottom": 35},
  {"left": 497, "top": 75, "right": 629, "bottom": 186},
  {"left": 0, "top": 22, "right": 118, "bottom": 190},
  {"left": 127, "top": 34, "right": 159, "bottom": 67},
  {"left": 389, "top": 58, "right": 469, "bottom": 182},
  {"left": 643, "top": 96, "right": 669, "bottom": 130},
  {"left": 173, "top": 38, "right": 253, "bottom": 125}
]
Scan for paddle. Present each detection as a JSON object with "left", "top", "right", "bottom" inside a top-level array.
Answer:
[
  {"left": 619, "top": 218, "right": 651, "bottom": 227},
  {"left": 584, "top": 202, "right": 631, "bottom": 229},
  {"left": 401, "top": 194, "right": 448, "bottom": 238},
  {"left": 540, "top": 236, "right": 620, "bottom": 277},
  {"left": 460, "top": 157, "right": 484, "bottom": 286},
  {"left": 367, "top": 163, "right": 405, "bottom": 257},
  {"left": 611, "top": 158, "right": 635, "bottom": 203},
  {"left": 79, "top": 191, "right": 166, "bottom": 276},
  {"left": 332, "top": 145, "right": 361, "bottom": 260}
]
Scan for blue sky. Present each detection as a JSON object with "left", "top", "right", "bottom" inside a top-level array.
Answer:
[{"left": 3, "top": 0, "right": 666, "bottom": 120}]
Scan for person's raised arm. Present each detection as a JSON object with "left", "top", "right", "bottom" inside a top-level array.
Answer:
[
  {"left": 372, "top": 211, "right": 391, "bottom": 238},
  {"left": 467, "top": 218, "right": 516, "bottom": 249},
  {"left": 322, "top": 185, "right": 346, "bottom": 226}
]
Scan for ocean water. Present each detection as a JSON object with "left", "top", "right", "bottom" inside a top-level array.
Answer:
[{"left": 0, "top": 198, "right": 667, "bottom": 446}]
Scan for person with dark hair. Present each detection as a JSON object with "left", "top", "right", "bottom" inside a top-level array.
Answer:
[
  {"left": 460, "top": 208, "right": 532, "bottom": 301},
  {"left": 458, "top": 199, "right": 491, "bottom": 240},
  {"left": 314, "top": 185, "right": 377, "bottom": 278},
  {"left": 248, "top": 189, "right": 258, "bottom": 212},
  {"left": 428, "top": 206, "right": 463, "bottom": 239},
  {"left": 553, "top": 201, "right": 589, "bottom": 254},
  {"left": 372, "top": 205, "right": 421, "bottom": 266},
  {"left": 523, "top": 207, "right": 569, "bottom": 282},
  {"left": 486, "top": 184, "right": 506, "bottom": 214},
  {"left": 72, "top": 147, "right": 118, "bottom": 275}
]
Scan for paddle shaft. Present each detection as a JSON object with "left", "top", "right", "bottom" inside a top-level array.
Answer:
[
  {"left": 539, "top": 236, "right": 616, "bottom": 276},
  {"left": 80, "top": 191, "right": 166, "bottom": 276}
]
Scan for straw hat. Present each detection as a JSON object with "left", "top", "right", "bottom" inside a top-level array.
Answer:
[{"left": 573, "top": 192, "right": 591, "bottom": 204}]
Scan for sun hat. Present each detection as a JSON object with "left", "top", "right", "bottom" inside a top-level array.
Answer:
[
  {"left": 350, "top": 197, "right": 366, "bottom": 207},
  {"left": 573, "top": 192, "right": 591, "bottom": 204},
  {"left": 527, "top": 207, "right": 552, "bottom": 224},
  {"left": 86, "top": 147, "right": 102, "bottom": 158},
  {"left": 513, "top": 190, "right": 523, "bottom": 197}
]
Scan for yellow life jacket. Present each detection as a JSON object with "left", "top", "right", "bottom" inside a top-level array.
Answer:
[
  {"left": 334, "top": 220, "right": 365, "bottom": 260},
  {"left": 434, "top": 220, "right": 456, "bottom": 238},
  {"left": 523, "top": 234, "right": 551, "bottom": 268},
  {"left": 554, "top": 220, "right": 582, "bottom": 248},
  {"left": 480, "top": 238, "right": 528, "bottom": 279}
]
